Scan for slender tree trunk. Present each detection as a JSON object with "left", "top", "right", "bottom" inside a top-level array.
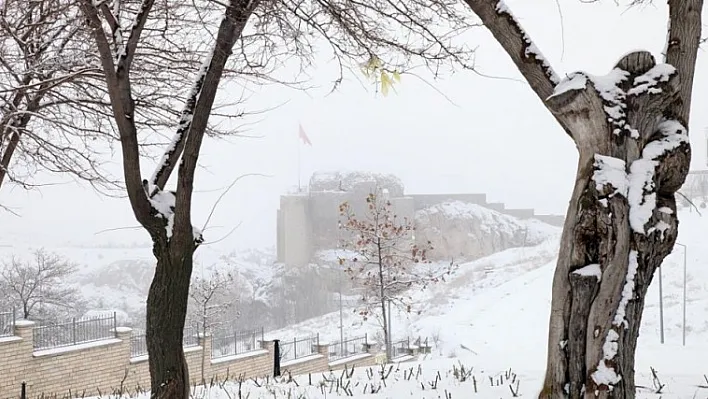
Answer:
[
  {"left": 377, "top": 237, "right": 390, "bottom": 360},
  {"left": 539, "top": 52, "right": 690, "bottom": 399},
  {"left": 146, "top": 240, "right": 194, "bottom": 398},
  {"left": 201, "top": 307, "right": 207, "bottom": 384}
]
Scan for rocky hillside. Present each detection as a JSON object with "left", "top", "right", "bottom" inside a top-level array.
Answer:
[{"left": 415, "top": 201, "right": 560, "bottom": 261}]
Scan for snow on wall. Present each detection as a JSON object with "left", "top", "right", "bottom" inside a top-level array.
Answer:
[{"left": 309, "top": 170, "right": 404, "bottom": 197}]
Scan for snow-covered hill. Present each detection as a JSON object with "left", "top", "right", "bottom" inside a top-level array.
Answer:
[
  {"left": 267, "top": 206, "right": 708, "bottom": 369},
  {"left": 0, "top": 244, "right": 279, "bottom": 324}
]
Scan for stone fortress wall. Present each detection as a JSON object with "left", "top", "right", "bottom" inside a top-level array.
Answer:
[{"left": 276, "top": 171, "right": 565, "bottom": 267}]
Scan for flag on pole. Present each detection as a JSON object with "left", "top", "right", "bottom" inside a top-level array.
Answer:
[{"left": 298, "top": 123, "right": 312, "bottom": 146}]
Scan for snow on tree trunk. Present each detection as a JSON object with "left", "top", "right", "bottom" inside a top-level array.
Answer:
[{"left": 539, "top": 52, "right": 690, "bottom": 399}]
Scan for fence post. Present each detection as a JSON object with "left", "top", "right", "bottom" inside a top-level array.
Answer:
[
  {"left": 234, "top": 327, "right": 238, "bottom": 355},
  {"left": 365, "top": 333, "right": 368, "bottom": 346},
  {"left": 317, "top": 333, "right": 320, "bottom": 347},
  {"left": 20, "top": 381, "right": 26, "bottom": 399},
  {"left": 113, "top": 312, "right": 118, "bottom": 337},
  {"left": 72, "top": 318, "right": 77, "bottom": 345},
  {"left": 293, "top": 337, "right": 297, "bottom": 359},
  {"left": 273, "top": 339, "right": 281, "bottom": 377}
]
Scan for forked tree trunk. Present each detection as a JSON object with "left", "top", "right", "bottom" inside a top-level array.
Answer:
[
  {"left": 539, "top": 52, "right": 690, "bottom": 398},
  {"left": 145, "top": 238, "right": 195, "bottom": 398}
]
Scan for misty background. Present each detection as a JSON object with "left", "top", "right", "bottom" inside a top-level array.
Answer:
[{"left": 2, "top": 0, "right": 706, "bottom": 252}]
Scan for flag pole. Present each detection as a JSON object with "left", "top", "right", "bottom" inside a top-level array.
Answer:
[{"left": 297, "top": 134, "right": 301, "bottom": 192}]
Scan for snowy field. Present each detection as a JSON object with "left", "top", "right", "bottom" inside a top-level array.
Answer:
[{"left": 98, "top": 354, "right": 708, "bottom": 398}]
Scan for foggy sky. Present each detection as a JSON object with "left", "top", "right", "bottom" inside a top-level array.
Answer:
[{"left": 1, "top": 0, "right": 707, "bottom": 252}]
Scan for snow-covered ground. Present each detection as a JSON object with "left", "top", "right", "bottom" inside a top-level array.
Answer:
[
  {"left": 97, "top": 351, "right": 707, "bottom": 398},
  {"left": 9, "top": 207, "right": 708, "bottom": 398}
]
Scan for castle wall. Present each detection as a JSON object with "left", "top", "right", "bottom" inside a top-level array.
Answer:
[
  {"left": 279, "top": 195, "right": 312, "bottom": 267},
  {"left": 409, "top": 193, "right": 487, "bottom": 210}
]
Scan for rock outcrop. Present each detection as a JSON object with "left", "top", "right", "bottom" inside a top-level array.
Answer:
[{"left": 415, "top": 201, "right": 559, "bottom": 261}]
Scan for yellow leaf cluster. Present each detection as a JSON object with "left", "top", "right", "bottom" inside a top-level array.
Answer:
[{"left": 360, "top": 56, "right": 402, "bottom": 97}]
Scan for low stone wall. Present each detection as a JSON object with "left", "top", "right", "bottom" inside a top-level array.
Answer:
[{"left": 0, "top": 322, "right": 381, "bottom": 398}]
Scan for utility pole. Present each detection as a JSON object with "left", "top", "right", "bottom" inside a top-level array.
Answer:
[
  {"left": 338, "top": 271, "right": 344, "bottom": 354},
  {"left": 387, "top": 299, "right": 392, "bottom": 359},
  {"left": 658, "top": 265, "right": 664, "bottom": 344},
  {"left": 675, "top": 242, "right": 687, "bottom": 346}
]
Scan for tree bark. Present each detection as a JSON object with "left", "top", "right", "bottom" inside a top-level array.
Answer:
[
  {"left": 539, "top": 52, "right": 690, "bottom": 399},
  {"left": 459, "top": 2, "right": 701, "bottom": 397},
  {"left": 146, "top": 239, "right": 195, "bottom": 398},
  {"left": 79, "top": 1, "right": 260, "bottom": 397}
]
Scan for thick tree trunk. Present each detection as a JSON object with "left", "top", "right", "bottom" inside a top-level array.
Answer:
[
  {"left": 539, "top": 52, "right": 690, "bottom": 399},
  {"left": 146, "top": 239, "right": 195, "bottom": 399}
]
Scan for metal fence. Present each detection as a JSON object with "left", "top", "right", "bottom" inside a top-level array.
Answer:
[
  {"left": 279, "top": 334, "right": 319, "bottom": 363},
  {"left": 183, "top": 324, "right": 199, "bottom": 348},
  {"left": 32, "top": 313, "right": 117, "bottom": 351},
  {"left": 130, "top": 324, "right": 202, "bottom": 358},
  {"left": 211, "top": 327, "right": 264, "bottom": 359},
  {"left": 390, "top": 337, "right": 410, "bottom": 359},
  {"left": 328, "top": 334, "right": 368, "bottom": 362},
  {"left": 0, "top": 309, "right": 15, "bottom": 338}
]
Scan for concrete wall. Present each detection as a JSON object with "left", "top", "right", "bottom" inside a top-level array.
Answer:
[
  {"left": 410, "top": 193, "right": 487, "bottom": 210},
  {"left": 278, "top": 194, "right": 313, "bottom": 267},
  {"left": 0, "top": 322, "right": 379, "bottom": 398},
  {"left": 504, "top": 208, "right": 535, "bottom": 219}
]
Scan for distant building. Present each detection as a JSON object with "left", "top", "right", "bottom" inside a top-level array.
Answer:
[{"left": 276, "top": 171, "right": 565, "bottom": 267}]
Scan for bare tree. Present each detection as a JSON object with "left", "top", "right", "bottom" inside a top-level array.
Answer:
[
  {"left": 338, "top": 192, "right": 453, "bottom": 360},
  {"left": 455, "top": 1, "right": 703, "bottom": 398},
  {"left": 0, "top": 0, "right": 222, "bottom": 203},
  {"left": 0, "top": 249, "right": 83, "bottom": 321},
  {"left": 187, "top": 268, "right": 234, "bottom": 384},
  {"left": 77, "top": 0, "right": 476, "bottom": 395},
  {"left": 188, "top": 269, "right": 235, "bottom": 335}
]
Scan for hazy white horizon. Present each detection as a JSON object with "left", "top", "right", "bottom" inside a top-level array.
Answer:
[{"left": 1, "top": 0, "right": 706, "bottom": 253}]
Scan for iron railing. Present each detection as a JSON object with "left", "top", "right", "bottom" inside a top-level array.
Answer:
[
  {"left": 390, "top": 337, "right": 410, "bottom": 359},
  {"left": 279, "top": 334, "right": 319, "bottom": 363},
  {"left": 0, "top": 309, "right": 15, "bottom": 338},
  {"left": 183, "top": 324, "right": 199, "bottom": 348},
  {"left": 211, "top": 327, "right": 264, "bottom": 359},
  {"left": 0, "top": 309, "right": 15, "bottom": 337},
  {"left": 130, "top": 324, "right": 202, "bottom": 358},
  {"left": 130, "top": 333, "right": 148, "bottom": 357},
  {"left": 32, "top": 313, "right": 117, "bottom": 351},
  {"left": 328, "top": 334, "right": 368, "bottom": 361}
]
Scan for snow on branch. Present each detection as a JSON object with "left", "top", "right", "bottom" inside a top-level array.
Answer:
[
  {"left": 463, "top": 0, "right": 560, "bottom": 104},
  {"left": 628, "top": 119, "right": 688, "bottom": 234},
  {"left": 493, "top": 1, "right": 560, "bottom": 86},
  {"left": 572, "top": 264, "right": 602, "bottom": 281},
  {"left": 593, "top": 155, "right": 628, "bottom": 199},
  {"left": 95, "top": 1, "right": 123, "bottom": 58},
  {"left": 549, "top": 52, "right": 677, "bottom": 141},
  {"left": 114, "top": 0, "right": 154, "bottom": 73},
  {"left": 591, "top": 250, "right": 640, "bottom": 391},
  {"left": 591, "top": 119, "right": 687, "bottom": 234},
  {"left": 149, "top": 48, "right": 215, "bottom": 191}
]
